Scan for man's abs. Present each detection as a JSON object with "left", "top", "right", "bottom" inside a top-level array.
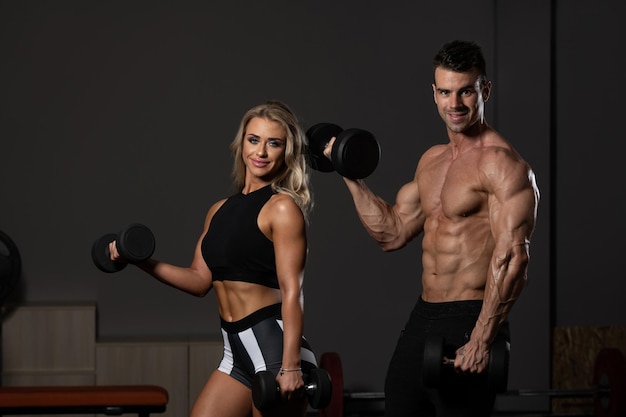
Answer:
[
  {"left": 420, "top": 211, "right": 493, "bottom": 302},
  {"left": 420, "top": 241, "right": 491, "bottom": 302}
]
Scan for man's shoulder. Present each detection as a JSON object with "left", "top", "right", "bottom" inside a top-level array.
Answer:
[
  {"left": 476, "top": 143, "right": 537, "bottom": 195},
  {"left": 478, "top": 142, "right": 529, "bottom": 170}
]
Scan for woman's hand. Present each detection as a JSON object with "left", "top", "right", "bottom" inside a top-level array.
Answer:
[{"left": 276, "top": 369, "right": 304, "bottom": 400}]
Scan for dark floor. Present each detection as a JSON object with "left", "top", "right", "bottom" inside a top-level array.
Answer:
[{"left": 306, "top": 393, "right": 597, "bottom": 417}]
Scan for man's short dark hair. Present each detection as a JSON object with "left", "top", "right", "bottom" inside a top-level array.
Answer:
[{"left": 433, "top": 40, "right": 487, "bottom": 81}]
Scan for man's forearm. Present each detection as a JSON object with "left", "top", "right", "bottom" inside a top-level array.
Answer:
[
  {"left": 343, "top": 178, "right": 406, "bottom": 249},
  {"left": 473, "top": 244, "right": 529, "bottom": 345}
]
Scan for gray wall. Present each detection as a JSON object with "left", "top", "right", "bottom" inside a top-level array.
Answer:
[
  {"left": 0, "top": 0, "right": 623, "bottom": 394},
  {"left": 555, "top": 1, "right": 626, "bottom": 326}
]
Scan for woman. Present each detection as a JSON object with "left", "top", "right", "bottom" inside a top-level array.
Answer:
[{"left": 109, "top": 100, "right": 317, "bottom": 417}]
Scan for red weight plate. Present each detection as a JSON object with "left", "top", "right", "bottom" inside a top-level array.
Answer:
[
  {"left": 319, "top": 352, "right": 344, "bottom": 417},
  {"left": 593, "top": 347, "right": 626, "bottom": 417}
]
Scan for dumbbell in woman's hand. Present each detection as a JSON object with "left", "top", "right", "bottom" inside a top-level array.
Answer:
[
  {"left": 91, "top": 223, "right": 155, "bottom": 273},
  {"left": 252, "top": 368, "right": 332, "bottom": 411}
]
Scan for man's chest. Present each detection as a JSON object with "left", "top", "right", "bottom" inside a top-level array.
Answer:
[{"left": 418, "top": 157, "right": 487, "bottom": 219}]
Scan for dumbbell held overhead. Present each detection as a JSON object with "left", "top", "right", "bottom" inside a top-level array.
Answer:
[
  {"left": 91, "top": 223, "right": 155, "bottom": 273},
  {"left": 252, "top": 368, "right": 332, "bottom": 411},
  {"left": 306, "top": 122, "right": 380, "bottom": 180}
]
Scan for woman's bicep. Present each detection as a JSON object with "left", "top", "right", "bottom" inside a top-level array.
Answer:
[{"left": 271, "top": 199, "right": 307, "bottom": 293}]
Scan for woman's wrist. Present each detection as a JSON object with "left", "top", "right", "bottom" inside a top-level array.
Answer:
[{"left": 279, "top": 367, "right": 302, "bottom": 376}]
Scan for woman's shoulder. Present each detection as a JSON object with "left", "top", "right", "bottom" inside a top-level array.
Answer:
[
  {"left": 209, "top": 198, "right": 228, "bottom": 212},
  {"left": 268, "top": 191, "right": 300, "bottom": 212},
  {"left": 203, "top": 198, "right": 228, "bottom": 223},
  {"left": 266, "top": 191, "right": 305, "bottom": 223}
]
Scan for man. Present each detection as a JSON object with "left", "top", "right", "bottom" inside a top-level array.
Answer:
[{"left": 324, "top": 40, "right": 540, "bottom": 416}]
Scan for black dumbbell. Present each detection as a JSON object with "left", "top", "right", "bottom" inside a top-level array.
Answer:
[
  {"left": 0, "top": 230, "right": 21, "bottom": 304},
  {"left": 91, "top": 223, "right": 155, "bottom": 273},
  {"left": 252, "top": 368, "right": 332, "bottom": 411},
  {"left": 306, "top": 122, "right": 380, "bottom": 179},
  {"left": 422, "top": 334, "right": 509, "bottom": 393}
]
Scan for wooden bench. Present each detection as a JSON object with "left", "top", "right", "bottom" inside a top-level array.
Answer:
[{"left": 0, "top": 385, "right": 168, "bottom": 416}]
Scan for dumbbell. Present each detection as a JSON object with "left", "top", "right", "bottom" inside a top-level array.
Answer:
[
  {"left": 422, "top": 334, "right": 509, "bottom": 393},
  {"left": 91, "top": 223, "right": 155, "bottom": 273},
  {"left": 252, "top": 368, "right": 332, "bottom": 411},
  {"left": 318, "top": 348, "right": 626, "bottom": 417},
  {"left": 306, "top": 122, "right": 380, "bottom": 179},
  {"left": 0, "top": 230, "right": 21, "bottom": 304}
]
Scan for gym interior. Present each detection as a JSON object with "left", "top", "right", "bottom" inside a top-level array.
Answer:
[{"left": 1, "top": 1, "right": 624, "bottom": 416}]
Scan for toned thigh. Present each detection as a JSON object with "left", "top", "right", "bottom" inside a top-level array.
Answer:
[
  {"left": 191, "top": 370, "right": 252, "bottom": 417},
  {"left": 191, "top": 369, "right": 308, "bottom": 417},
  {"left": 252, "top": 392, "right": 308, "bottom": 417}
]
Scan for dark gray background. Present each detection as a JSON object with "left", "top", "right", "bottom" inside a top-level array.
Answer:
[{"left": 1, "top": 0, "right": 623, "bottom": 394}]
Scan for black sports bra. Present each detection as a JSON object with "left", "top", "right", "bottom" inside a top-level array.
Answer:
[{"left": 201, "top": 185, "right": 279, "bottom": 289}]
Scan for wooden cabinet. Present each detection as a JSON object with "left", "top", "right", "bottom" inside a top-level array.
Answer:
[
  {"left": 2, "top": 304, "right": 222, "bottom": 417},
  {"left": 1, "top": 304, "right": 96, "bottom": 387}
]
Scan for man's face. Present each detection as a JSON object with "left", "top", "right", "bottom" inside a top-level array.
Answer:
[{"left": 432, "top": 67, "right": 491, "bottom": 134}]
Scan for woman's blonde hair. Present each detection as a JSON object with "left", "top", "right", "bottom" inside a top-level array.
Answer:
[{"left": 230, "top": 100, "right": 313, "bottom": 220}]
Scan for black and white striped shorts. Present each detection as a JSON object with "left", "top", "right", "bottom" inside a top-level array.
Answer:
[{"left": 217, "top": 303, "right": 318, "bottom": 388}]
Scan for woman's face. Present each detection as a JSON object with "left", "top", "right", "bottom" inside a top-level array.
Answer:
[{"left": 242, "top": 116, "right": 287, "bottom": 182}]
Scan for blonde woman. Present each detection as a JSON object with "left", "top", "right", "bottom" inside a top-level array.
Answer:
[{"left": 110, "top": 100, "right": 318, "bottom": 417}]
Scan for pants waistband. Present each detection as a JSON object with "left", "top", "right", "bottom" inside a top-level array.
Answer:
[{"left": 220, "top": 303, "right": 282, "bottom": 333}]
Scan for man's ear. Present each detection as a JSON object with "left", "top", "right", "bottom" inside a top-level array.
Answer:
[{"left": 482, "top": 80, "right": 492, "bottom": 102}]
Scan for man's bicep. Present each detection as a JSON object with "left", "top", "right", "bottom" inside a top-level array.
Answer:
[
  {"left": 395, "top": 180, "right": 425, "bottom": 234},
  {"left": 491, "top": 179, "right": 539, "bottom": 246}
]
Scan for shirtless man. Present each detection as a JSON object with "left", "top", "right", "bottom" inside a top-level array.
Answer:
[{"left": 324, "top": 40, "right": 540, "bottom": 416}]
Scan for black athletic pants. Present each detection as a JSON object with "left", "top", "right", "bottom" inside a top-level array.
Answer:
[{"left": 384, "top": 296, "right": 510, "bottom": 417}]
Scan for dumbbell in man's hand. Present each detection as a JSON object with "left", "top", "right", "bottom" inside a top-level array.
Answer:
[{"left": 306, "top": 122, "right": 380, "bottom": 180}]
